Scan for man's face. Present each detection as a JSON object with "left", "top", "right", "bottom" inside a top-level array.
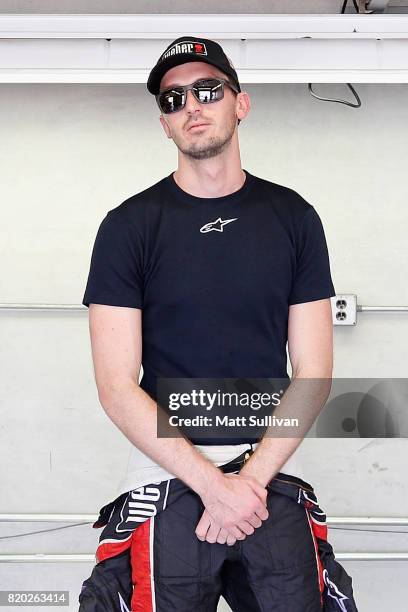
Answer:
[{"left": 158, "top": 61, "right": 241, "bottom": 161}]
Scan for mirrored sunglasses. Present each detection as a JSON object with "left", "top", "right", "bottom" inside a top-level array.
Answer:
[{"left": 156, "top": 78, "right": 239, "bottom": 114}]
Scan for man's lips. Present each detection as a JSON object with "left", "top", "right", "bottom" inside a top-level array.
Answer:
[{"left": 188, "top": 123, "right": 210, "bottom": 131}]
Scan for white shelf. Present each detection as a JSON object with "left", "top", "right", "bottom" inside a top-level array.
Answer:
[
  {"left": 0, "top": 14, "right": 408, "bottom": 83},
  {"left": 1, "top": 14, "right": 408, "bottom": 38}
]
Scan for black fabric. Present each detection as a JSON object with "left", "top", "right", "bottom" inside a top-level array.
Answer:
[
  {"left": 78, "top": 467, "right": 358, "bottom": 612},
  {"left": 82, "top": 170, "right": 335, "bottom": 444},
  {"left": 78, "top": 550, "right": 132, "bottom": 612}
]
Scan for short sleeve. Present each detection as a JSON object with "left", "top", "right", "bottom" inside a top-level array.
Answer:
[
  {"left": 288, "top": 206, "right": 335, "bottom": 306},
  {"left": 82, "top": 210, "right": 144, "bottom": 309}
]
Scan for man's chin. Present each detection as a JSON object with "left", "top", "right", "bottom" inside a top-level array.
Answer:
[
  {"left": 185, "top": 147, "right": 224, "bottom": 161},
  {"left": 177, "top": 138, "right": 228, "bottom": 160}
]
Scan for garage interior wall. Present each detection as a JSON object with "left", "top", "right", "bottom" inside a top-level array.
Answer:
[
  {"left": 0, "top": 0, "right": 407, "bottom": 13},
  {"left": 0, "top": 79, "right": 407, "bottom": 610}
]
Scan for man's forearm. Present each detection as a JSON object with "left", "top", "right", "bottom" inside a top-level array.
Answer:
[
  {"left": 240, "top": 436, "right": 304, "bottom": 487},
  {"left": 240, "top": 374, "right": 332, "bottom": 487},
  {"left": 99, "top": 380, "right": 223, "bottom": 498}
]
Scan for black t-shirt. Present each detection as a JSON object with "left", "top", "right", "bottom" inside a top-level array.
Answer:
[{"left": 82, "top": 169, "right": 335, "bottom": 444}]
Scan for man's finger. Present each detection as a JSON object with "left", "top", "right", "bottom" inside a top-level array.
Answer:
[
  {"left": 255, "top": 504, "right": 269, "bottom": 521},
  {"left": 216, "top": 528, "right": 229, "bottom": 545},
  {"left": 195, "top": 511, "right": 211, "bottom": 541},
  {"left": 246, "top": 514, "right": 262, "bottom": 529},
  {"left": 237, "top": 520, "right": 255, "bottom": 536},
  {"left": 226, "top": 525, "right": 247, "bottom": 540},
  {"left": 205, "top": 522, "right": 221, "bottom": 544}
]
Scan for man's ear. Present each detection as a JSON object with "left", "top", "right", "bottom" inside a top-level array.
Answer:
[
  {"left": 236, "top": 91, "right": 250, "bottom": 123},
  {"left": 159, "top": 114, "right": 172, "bottom": 139}
]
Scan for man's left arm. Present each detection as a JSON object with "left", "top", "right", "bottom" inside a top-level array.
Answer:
[
  {"left": 239, "top": 297, "right": 334, "bottom": 487},
  {"left": 195, "top": 297, "right": 334, "bottom": 544}
]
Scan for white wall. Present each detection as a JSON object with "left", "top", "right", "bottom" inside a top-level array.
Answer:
[
  {"left": 0, "top": 0, "right": 406, "bottom": 13},
  {"left": 1, "top": 82, "right": 408, "bottom": 610},
  {"left": 0, "top": 0, "right": 384, "bottom": 15}
]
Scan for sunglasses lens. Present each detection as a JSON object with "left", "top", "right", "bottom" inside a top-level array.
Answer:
[
  {"left": 193, "top": 79, "right": 224, "bottom": 103},
  {"left": 158, "top": 88, "right": 185, "bottom": 114}
]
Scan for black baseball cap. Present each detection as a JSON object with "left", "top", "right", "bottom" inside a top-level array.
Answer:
[{"left": 146, "top": 35, "right": 241, "bottom": 95}]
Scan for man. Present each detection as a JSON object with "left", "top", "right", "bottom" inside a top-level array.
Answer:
[{"left": 79, "top": 36, "right": 358, "bottom": 612}]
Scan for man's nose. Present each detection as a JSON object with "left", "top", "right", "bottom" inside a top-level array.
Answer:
[{"left": 185, "top": 88, "right": 202, "bottom": 112}]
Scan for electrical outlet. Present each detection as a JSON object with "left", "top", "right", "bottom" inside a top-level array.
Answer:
[{"left": 330, "top": 294, "right": 357, "bottom": 326}]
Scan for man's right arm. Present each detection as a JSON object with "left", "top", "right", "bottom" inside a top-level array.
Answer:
[{"left": 86, "top": 303, "right": 268, "bottom": 539}]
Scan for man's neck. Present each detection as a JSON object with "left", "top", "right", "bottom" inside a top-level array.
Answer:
[{"left": 173, "top": 165, "right": 246, "bottom": 199}]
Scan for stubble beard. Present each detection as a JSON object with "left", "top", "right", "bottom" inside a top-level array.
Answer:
[{"left": 174, "top": 114, "right": 237, "bottom": 161}]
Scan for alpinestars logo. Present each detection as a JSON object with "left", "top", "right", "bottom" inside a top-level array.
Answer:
[
  {"left": 200, "top": 217, "right": 238, "bottom": 233},
  {"left": 161, "top": 41, "right": 207, "bottom": 61},
  {"left": 323, "top": 569, "right": 349, "bottom": 611}
]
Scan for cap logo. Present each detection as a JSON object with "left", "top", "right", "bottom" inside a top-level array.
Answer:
[{"left": 161, "top": 41, "right": 208, "bottom": 61}]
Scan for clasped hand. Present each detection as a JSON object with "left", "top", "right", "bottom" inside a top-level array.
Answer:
[{"left": 195, "top": 472, "right": 269, "bottom": 546}]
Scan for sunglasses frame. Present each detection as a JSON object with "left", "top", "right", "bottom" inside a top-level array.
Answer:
[{"left": 155, "top": 77, "right": 239, "bottom": 114}]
